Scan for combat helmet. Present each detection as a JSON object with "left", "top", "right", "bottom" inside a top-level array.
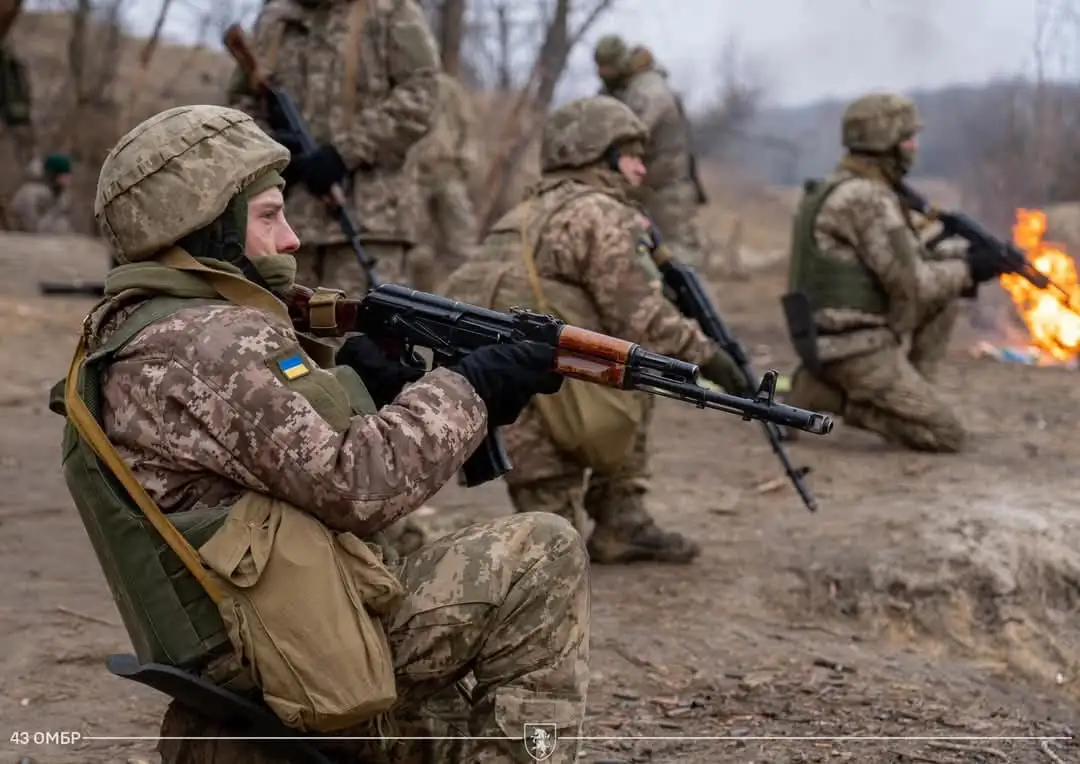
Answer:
[
  {"left": 95, "top": 105, "right": 290, "bottom": 263},
  {"left": 541, "top": 95, "right": 647, "bottom": 173},
  {"left": 594, "top": 34, "right": 630, "bottom": 69},
  {"left": 841, "top": 92, "right": 921, "bottom": 153}
]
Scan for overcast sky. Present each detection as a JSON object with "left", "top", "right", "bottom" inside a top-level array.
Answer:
[{"left": 130, "top": 0, "right": 1061, "bottom": 110}]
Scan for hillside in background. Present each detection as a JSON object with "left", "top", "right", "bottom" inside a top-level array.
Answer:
[{"left": 703, "top": 81, "right": 1080, "bottom": 210}]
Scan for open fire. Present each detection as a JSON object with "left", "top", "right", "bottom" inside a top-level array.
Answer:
[{"left": 989, "top": 209, "right": 1080, "bottom": 365}]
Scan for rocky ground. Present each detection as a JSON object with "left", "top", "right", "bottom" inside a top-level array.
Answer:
[{"left": 2, "top": 232, "right": 1079, "bottom": 763}]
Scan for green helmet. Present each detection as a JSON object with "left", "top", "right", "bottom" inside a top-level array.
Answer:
[
  {"left": 95, "top": 105, "right": 290, "bottom": 263},
  {"left": 841, "top": 92, "right": 921, "bottom": 152},
  {"left": 540, "top": 95, "right": 647, "bottom": 173},
  {"left": 594, "top": 34, "right": 629, "bottom": 68}
]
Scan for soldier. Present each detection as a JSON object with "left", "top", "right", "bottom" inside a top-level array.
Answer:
[
  {"left": 72, "top": 104, "right": 587, "bottom": 763},
  {"left": 0, "top": 20, "right": 35, "bottom": 201},
  {"left": 9, "top": 153, "right": 73, "bottom": 234},
  {"left": 406, "top": 71, "right": 479, "bottom": 291},
  {"left": 593, "top": 34, "right": 707, "bottom": 267},
  {"left": 782, "top": 92, "right": 1013, "bottom": 452},
  {"left": 443, "top": 96, "right": 750, "bottom": 565},
  {"left": 227, "top": 0, "right": 441, "bottom": 295}
]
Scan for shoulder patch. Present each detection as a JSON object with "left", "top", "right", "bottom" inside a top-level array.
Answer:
[{"left": 277, "top": 353, "right": 310, "bottom": 380}]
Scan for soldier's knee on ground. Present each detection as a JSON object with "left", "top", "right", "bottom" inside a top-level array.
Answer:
[
  {"left": 902, "top": 410, "right": 967, "bottom": 453},
  {"left": 784, "top": 366, "right": 846, "bottom": 427},
  {"left": 506, "top": 475, "right": 585, "bottom": 527}
]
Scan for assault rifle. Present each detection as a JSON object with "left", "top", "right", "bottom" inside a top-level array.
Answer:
[
  {"left": 896, "top": 181, "right": 1076, "bottom": 311},
  {"left": 286, "top": 283, "right": 834, "bottom": 487},
  {"left": 223, "top": 23, "right": 381, "bottom": 288},
  {"left": 39, "top": 280, "right": 105, "bottom": 297},
  {"left": 651, "top": 246, "right": 819, "bottom": 512}
]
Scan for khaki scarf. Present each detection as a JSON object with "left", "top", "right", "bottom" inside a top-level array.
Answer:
[{"left": 104, "top": 253, "right": 297, "bottom": 299}]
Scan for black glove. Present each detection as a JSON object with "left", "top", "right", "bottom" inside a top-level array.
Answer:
[
  {"left": 450, "top": 342, "right": 564, "bottom": 427},
  {"left": 292, "top": 144, "right": 348, "bottom": 197},
  {"left": 700, "top": 350, "right": 754, "bottom": 395},
  {"left": 336, "top": 336, "right": 425, "bottom": 408},
  {"left": 965, "top": 244, "right": 1014, "bottom": 286}
]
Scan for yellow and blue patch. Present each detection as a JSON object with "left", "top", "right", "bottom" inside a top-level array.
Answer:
[{"left": 278, "top": 353, "right": 310, "bottom": 381}]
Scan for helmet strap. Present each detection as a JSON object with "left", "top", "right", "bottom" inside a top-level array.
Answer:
[{"left": 175, "top": 197, "right": 276, "bottom": 294}]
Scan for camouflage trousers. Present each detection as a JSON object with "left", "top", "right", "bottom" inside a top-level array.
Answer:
[
  {"left": 501, "top": 395, "right": 657, "bottom": 534},
  {"left": 295, "top": 241, "right": 410, "bottom": 296},
  {"left": 411, "top": 173, "right": 478, "bottom": 293},
  {"left": 640, "top": 180, "right": 704, "bottom": 267},
  {"left": 375, "top": 513, "right": 589, "bottom": 764},
  {"left": 793, "top": 301, "right": 966, "bottom": 452}
]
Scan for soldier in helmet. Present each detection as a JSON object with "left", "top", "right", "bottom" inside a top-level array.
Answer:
[
  {"left": 227, "top": 0, "right": 440, "bottom": 295},
  {"left": 782, "top": 92, "right": 1012, "bottom": 452},
  {"left": 593, "top": 34, "right": 707, "bottom": 267},
  {"left": 64, "top": 104, "right": 588, "bottom": 762},
  {"left": 443, "top": 96, "right": 750, "bottom": 565}
]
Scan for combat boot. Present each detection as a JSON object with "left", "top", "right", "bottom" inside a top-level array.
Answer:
[
  {"left": 782, "top": 366, "right": 845, "bottom": 441},
  {"left": 587, "top": 518, "right": 701, "bottom": 564}
]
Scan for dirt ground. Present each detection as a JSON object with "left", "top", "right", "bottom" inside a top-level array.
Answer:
[{"left": 2, "top": 232, "right": 1080, "bottom": 764}]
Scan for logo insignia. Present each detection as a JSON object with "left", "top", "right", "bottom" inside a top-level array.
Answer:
[
  {"left": 277, "top": 353, "right": 310, "bottom": 380},
  {"left": 522, "top": 722, "right": 558, "bottom": 761}
]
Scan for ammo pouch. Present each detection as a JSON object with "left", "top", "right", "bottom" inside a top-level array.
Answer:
[
  {"left": 517, "top": 199, "right": 647, "bottom": 475},
  {"left": 780, "top": 290, "right": 823, "bottom": 376},
  {"left": 199, "top": 492, "right": 403, "bottom": 732}
]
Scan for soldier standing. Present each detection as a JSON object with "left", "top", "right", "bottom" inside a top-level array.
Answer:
[
  {"left": 0, "top": 0, "right": 35, "bottom": 208},
  {"left": 593, "top": 34, "right": 707, "bottom": 268},
  {"left": 406, "top": 71, "right": 478, "bottom": 291},
  {"left": 68, "top": 104, "right": 588, "bottom": 763},
  {"left": 782, "top": 92, "right": 1013, "bottom": 452},
  {"left": 227, "top": 0, "right": 441, "bottom": 294},
  {"left": 444, "top": 96, "right": 751, "bottom": 565}
]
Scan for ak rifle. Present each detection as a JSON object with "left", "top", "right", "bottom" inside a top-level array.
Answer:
[{"left": 286, "top": 284, "right": 834, "bottom": 488}]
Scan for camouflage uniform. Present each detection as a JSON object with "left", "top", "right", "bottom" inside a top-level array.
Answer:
[
  {"left": 783, "top": 93, "right": 981, "bottom": 452},
  {"left": 594, "top": 35, "right": 705, "bottom": 267},
  {"left": 445, "top": 96, "right": 745, "bottom": 565},
  {"left": 227, "top": 0, "right": 441, "bottom": 295},
  {"left": 89, "top": 105, "right": 589, "bottom": 763},
  {"left": 406, "top": 72, "right": 478, "bottom": 292},
  {"left": 0, "top": 38, "right": 34, "bottom": 206},
  {"left": 8, "top": 155, "right": 73, "bottom": 234}
]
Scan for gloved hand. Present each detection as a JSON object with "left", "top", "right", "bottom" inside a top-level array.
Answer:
[
  {"left": 450, "top": 342, "right": 564, "bottom": 426},
  {"left": 965, "top": 244, "right": 1015, "bottom": 286},
  {"left": 291, "top": 144, "right": 348, "bottom": 197},
  {"left": 700, "top": 350, "right": 754, "bottom": 395},
  {"left": 336, "top": 335, "right": 425, "bottom": 408}
]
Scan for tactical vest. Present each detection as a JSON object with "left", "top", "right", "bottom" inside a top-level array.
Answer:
[
  {"left": 787, "top": 176, "right": 888, "bottom": 318},
  {"left": 49, "top": 295, "right": 377, "bottom": 671}
]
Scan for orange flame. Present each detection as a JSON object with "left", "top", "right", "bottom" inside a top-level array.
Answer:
[{"left": 1000, "top": 209, "right": 1080, "bottom": 361}]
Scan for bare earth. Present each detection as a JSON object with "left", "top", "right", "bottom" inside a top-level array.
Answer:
[{"left": 2, "top": 232, "right": 1079, "bottom": 764}]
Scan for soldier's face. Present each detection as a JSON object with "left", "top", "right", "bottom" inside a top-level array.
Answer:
[
  {"left": 618, "top": 154, "right": 646, "bottom": 187},
  {"left": 245, "top": 188, "right": 300, "bottom": 257},
  {"left": 596, "top": 64, "right": 619, "bottom": 84}
]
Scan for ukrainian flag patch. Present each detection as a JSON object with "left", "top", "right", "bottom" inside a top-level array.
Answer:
[{"left": 278, "top": 354, "right": 310, "bottom": 380}]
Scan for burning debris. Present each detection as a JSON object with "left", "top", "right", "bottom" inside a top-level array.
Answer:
[{"left": 974, "top": 209, "right": 1080, "bottom": 368}]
